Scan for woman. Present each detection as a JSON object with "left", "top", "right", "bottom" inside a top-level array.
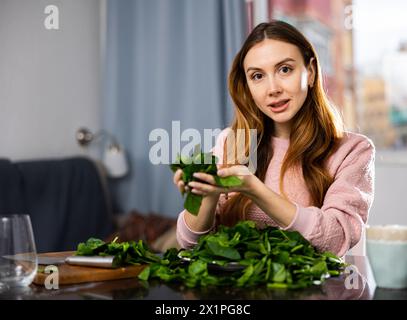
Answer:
[{"left": 173, "top": 20, "right": 375, "bottom": 257}]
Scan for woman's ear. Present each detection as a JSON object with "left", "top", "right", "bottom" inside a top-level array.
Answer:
[{"left": 307, "top": 57, "right": 316, "bottom": 88}]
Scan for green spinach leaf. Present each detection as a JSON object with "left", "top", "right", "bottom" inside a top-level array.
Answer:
[{"left": 170, "top": 150, "right": 243, "bottom": 215}]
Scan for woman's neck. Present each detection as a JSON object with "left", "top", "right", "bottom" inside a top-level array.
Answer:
[{"left": 273, "top": 123, "right": 291, "bottom": 139}]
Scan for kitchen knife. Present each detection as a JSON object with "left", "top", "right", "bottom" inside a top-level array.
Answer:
[
  {"left": 37, "top": 256, "right": 67, "bottom": 265},
  {"left": 3, "top": 254, "right": 117, "bottom": 268},
  {"left": 65, "top": 255, "right": 117, "bottom": 268}
]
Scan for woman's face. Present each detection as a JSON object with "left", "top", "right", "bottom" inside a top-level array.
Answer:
[{"left": 243, "top": 39, "right": 315, "bottom": 138}]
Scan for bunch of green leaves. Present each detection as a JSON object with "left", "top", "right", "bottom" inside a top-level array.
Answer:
[
  {"left": 170, "top": 150, "right": 242, "bottom": 215},
  {"left": 75, "top": 237, "right": 165, "bottom": 268},
  {"left": 76, "top": 221, "right": 346, "bottom": 289},
  {"left": 140, "top": 221, "right": 346, "bottom": 289}
]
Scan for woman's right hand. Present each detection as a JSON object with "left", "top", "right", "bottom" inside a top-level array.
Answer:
[
  {"left": 173, "top": 169, "right": 189, "bottom": 194},
  {"left": 173, "top": 168, "right": 228, "bottom": 199},
  {"left": 174, "top": 168, "right": 220, "bottom": 232}
]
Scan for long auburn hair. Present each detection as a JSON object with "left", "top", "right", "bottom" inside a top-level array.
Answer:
[{"left": 218, "top": 20, "right": 344, "bottom": 226}]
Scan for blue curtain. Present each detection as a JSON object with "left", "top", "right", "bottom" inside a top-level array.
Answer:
[{"left": 104, "top": 0, "right": 246, "bottom": 217}]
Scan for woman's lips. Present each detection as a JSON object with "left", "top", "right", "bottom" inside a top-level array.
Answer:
[{"left": 268, "top": 99, "right": 290, "bottom": 113}]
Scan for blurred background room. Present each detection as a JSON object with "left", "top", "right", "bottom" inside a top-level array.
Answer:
[{"left": 1, "top": 0, "right": 406, "bottom": 254}]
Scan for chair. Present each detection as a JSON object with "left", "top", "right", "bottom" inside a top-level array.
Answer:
[{"left": 0, "top": 157, "right": 114, "bottom": 252}]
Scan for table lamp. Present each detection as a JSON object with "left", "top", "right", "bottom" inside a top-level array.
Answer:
[{"left": 76, "top": 127, "right": 128, "bottom": 178}]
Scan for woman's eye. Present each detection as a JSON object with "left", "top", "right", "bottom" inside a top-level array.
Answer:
[
  {"left": 280, "top": 66, "right": 292, "bottom": 74},
  {"left": 251, "top": 73, "right": 263, "bottom": 81}
]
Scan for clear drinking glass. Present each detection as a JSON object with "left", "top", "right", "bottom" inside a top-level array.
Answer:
[{"left": 0, "top": 214, "right": 38, "bottom": 291}]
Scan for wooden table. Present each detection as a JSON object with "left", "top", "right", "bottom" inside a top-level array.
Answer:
[{"left": 1, "top": 255, "right": 407, "bottom": 300}]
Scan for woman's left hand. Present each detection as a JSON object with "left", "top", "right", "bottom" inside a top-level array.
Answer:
[{"left": 187, "top": 165, "right": 259, "bottom": 197}]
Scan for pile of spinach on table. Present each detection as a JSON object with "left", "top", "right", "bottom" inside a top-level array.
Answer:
[
  {"left": 139, "top": 220, "right": 346, "bottom": 289},
  {"left": 75, "top": 237, "right": 164, "bottom": 268},
  {"left": 170, "top": 151, "right": 242, "bottom": 215},
  {"left": 76, "top": 221, "right": 346, "bottom": 289}
]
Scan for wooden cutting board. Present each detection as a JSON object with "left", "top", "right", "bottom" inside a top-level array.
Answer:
[{"left": 33, "top": 251, "right": 146, "bottom": 285}]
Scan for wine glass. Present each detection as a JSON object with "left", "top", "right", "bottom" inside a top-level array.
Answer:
[{"left": 0, "top": 214, "right": 38, "bottom": 292}]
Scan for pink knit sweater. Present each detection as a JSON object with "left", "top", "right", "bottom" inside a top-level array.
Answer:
[{"left": 176, "top": 128, "right": 375, "bottom": 257}]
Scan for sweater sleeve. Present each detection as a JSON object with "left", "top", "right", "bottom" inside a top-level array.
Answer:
[
  {"left": 282, "top": 136, "right": 375, "bottom": 257},
  {"left": 175, "top": 128, "right": 231, "bottom": 249}
]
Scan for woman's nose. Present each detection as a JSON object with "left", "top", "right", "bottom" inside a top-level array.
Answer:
[{"left": 267, "top": 76, "right": 282, "bottom": 96}]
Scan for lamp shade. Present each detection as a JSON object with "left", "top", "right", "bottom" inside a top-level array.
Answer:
[{"left": 103, "top": 144, "right": 128, "bottom": 178}]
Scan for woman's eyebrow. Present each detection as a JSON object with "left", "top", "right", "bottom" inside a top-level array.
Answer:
[{"left": 246, "top": 58, "right": 296, "bottom": 73}]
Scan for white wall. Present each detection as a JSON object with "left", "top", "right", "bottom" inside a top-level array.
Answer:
[
  {"left": 0, "top": 0, "right": 102, "bottom": 161},
  {"left": 349, "top": 154, "right": 407, "bottom": 256},
  {"left": 369, "top": 151, "right": 407, "bottom": 226}
]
